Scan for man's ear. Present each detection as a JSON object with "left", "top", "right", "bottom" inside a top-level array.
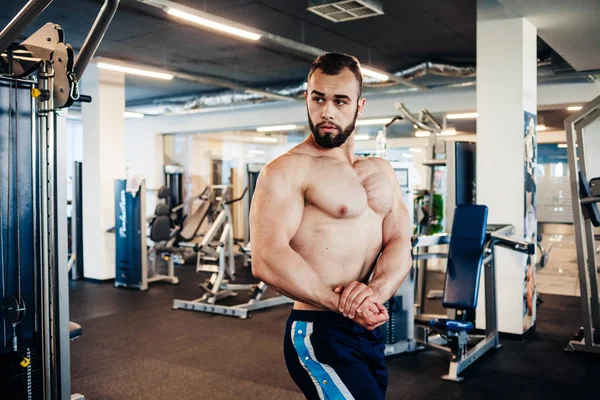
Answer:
[{"left": 357, "top": 97, "right": 367, "bottom": 116}]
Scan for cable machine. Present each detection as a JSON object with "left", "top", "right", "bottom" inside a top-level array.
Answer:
[{"left": 0, "top": 1, "right": 118, "bottom": 398}]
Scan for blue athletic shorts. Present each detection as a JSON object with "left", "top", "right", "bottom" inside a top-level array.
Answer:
[{"left": 283, "top": 310, "right": 388, "bottom": 400}]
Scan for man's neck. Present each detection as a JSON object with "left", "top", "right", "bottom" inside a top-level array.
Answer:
[{"left": 306, "top": 135, "right": 356, "bottom": 163}]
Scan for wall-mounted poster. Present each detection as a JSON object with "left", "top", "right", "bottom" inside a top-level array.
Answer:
[{"left": 523, "top": 111, "right": 538, "bottom": 332}]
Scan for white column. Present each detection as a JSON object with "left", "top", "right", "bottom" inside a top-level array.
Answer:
[
  {"left": 476, "top": 12, "right": 538, "bottom": 334},
  {"left": 81, "top": 64, "right": 126, "bottom": 280}
]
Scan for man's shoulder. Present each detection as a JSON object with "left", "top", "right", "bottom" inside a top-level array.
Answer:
[
  {"left": 267, "top": 151, "right": 313, "bottom": 171},
  {"left": 365, "top": 156, "right": 394, "bottom": 174},
  {"left": 260, "top": 152, "right": 313, "bottom": 186}
]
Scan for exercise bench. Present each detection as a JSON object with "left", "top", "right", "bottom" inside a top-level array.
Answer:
[{"left": 412, "top": 204, "right": 535, "bottom": 381}]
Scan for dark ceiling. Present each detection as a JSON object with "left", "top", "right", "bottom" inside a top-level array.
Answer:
[
  {"left": 2, "top": 0, "right": 474, "bottom": 103},
  {"left": 0, "top": 0, "right": 570, "bottom": 108}
]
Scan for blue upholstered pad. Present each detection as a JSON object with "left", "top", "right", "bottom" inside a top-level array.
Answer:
[
  {"left": 442, "top": 205, "right": 488, "bottom": 310},
  {"left": 430, "top": 318, "right": 474, "bottom": 332}
]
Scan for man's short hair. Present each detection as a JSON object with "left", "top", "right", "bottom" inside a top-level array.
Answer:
[{"left": 307, "top": 52, "right": 363, "bottom": 98}]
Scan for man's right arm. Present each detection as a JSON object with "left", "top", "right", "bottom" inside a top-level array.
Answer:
[{"left": 250, "top": 155, "right": 339, "bottom": 312}]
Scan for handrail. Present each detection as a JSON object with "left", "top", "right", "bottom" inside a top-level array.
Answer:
[
  {"left": 0, "top": 0, "right": 54, "bottom": 55},
  {"left": 489, "top": 225, "right": 535, "bottom": 255},
  {"left": 73, "top": 0, "right": 120, "bottom": 81},
  {"left": 396, "top": 103, "right": 443, "bottom": 133},
  {"left": 225, "top": 187, "right": 248, "bottom": 205}
]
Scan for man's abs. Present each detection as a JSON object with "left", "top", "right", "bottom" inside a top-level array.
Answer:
[{"left": 290, "top": 206, "right": 384, "bottom": 311}]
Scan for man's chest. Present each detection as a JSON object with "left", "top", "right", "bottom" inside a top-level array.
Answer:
[{"left": 304, "top": 158, "right": 393, "bottom": 218}]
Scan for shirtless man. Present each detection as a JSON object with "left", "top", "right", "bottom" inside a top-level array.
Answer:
[{"left": 250, "top": 52, "right": 412, "bottom": 400}]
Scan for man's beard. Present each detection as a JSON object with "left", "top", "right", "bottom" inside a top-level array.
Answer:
[{"left": 308, "top": 107, "right": 359, "bottom": 149}]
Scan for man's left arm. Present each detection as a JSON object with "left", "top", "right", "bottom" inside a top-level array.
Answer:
[
  {"left": 367, "top": 160, "right": 413, "bottom": 303},
  {"left": 338, "top": 160, "right": 413, "bottom": 319}
]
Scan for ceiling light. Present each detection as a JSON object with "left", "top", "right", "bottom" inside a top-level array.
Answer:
[
  {"left": 256, "top": 124, "right": 297, "bottom": 132},
  {"left": 440, "top": 128, "right": 457, "bottom": 136},
  {"left": 537, "top": 125, "right": 548, "bottom": 131},
  {"left": 415, "top": 130, "right": 431, "bottom": 137},
  {"left": 354, "top": 134, "right": 370, "bottom": 141},
  {"left": 567, "top": 106, "right": 582, "bottom": 111},
  {"left": 402, "top": 153, "right": 413, "bottom": 159},
  {"left": 356, "top": 118, "right": 392, "bottom": 126},
  {"left": 361, "top": 67, "right": 389, "bottom": 82},
  {"left": 254, "top": 137, "right": 278, "bottom": 143},
  {"left": 409, "top": 148, "right": 422, "bottom": 153},
  {"left": 167, "top": 8, "right": 261, "bottom": 41},
  {"left": 247, "top": 149, "right": 265, "bottom": 155},
  {"left": 446, "top": 112, "right": 478, "bottom": 120},
  {"left": 97, "top": 62, "right": 173, "bottom": 80},
  {"left": 557, "top": 144, "right": 568, "bottom": 148},
  {"left": 124, "top": 111, "right": 145, "bottom": 119}
]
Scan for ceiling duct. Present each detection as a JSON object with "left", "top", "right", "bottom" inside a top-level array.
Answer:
[{"left": 307, "top": 0, "right": 383, "bottom": 23}]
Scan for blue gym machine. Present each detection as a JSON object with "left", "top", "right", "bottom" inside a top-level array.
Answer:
[
  {"left": 114, "top": 179, "right": 179, "bottom": 290},
  {"left": 384, "top": 204, "right": 535, "bottom": 381}
]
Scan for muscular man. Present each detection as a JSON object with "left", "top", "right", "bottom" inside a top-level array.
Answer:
[{"left": 250, "top": 53, "right": 412, "bottom": 400}]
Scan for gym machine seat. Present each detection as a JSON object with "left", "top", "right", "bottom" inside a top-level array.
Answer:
[
  {"left": 429, "top": 319, "right": 474, "bottom": 332},
  {"left": 441, "top": 205, "right": 488, "bottom": 310}
]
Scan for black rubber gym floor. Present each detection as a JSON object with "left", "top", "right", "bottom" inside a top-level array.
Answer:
[{"left": 69, "top": 264, "right": 600, "bottom": 399}]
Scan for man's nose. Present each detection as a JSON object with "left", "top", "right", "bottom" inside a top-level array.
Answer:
[{"left": 321, "top": 101, "right": 334, "bottom": 120}]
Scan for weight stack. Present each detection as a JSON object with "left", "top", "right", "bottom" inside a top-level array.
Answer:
[{"left": 381, "top": 295, "right": 410, "bottom": 345}]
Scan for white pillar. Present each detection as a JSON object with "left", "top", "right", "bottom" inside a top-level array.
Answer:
[
  {"left": 476, "top": 11, "right": 538, "bottom": 335},
  {"left": 81, "top": 64, "right": 126, "bottom": 280}
]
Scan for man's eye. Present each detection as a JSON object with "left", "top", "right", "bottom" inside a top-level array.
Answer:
[
  {"left": 336, "top": 100, "right": 347, "bottom": 105},
  {"left": 314, "top": 98, "right": 324, "bottom": 103}
]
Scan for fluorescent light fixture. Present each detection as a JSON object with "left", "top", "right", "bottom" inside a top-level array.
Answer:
[
  {"left": 557, "top": 143, "right": 568, "bottom": 148},
  {"left": 354, "top": 134, "right": 370, "bottom": 141},
  {"left": 247, "top": 149, "right": 265, "bottom": 155},
  {"left": 361, "top": 67, "right": 389, "bottom": 82},
  {"left": 409, "top": 148, "right": 422, "bottom": 153},
  {"left": 254, "top": 136, "right": 278, "bottom": 143},
  {"left": 356, "top": 118, "right": 392, "bottom": 126},
  {"left": 537, "top": 125, "right": 548, "bottom": 131},
  {"left": 446, "top": 112, "right": 478, "bottom": 120},
  {"left": 97, "top": 62, "right": 173, "bottom": 80},
  {"left": 440, "top": 128, "right": 457, "bottom": 136},
  {"left": 567, "top": 106, "right": 582, "bottom": 111},
  {"left": 401, "top": 153, "right": 413, "bottom": 159},
  {"left": 167, "top": 8, "right": 261, "bottom": 41},
  {"left": 256, "top": 124, "right": 297, "bottom": 132},
  {"left": 415, "top": 130, "right": 431, "bottom": 137},
  {"left": 124, "top": 111, "right": 144, "bottom": 119}
]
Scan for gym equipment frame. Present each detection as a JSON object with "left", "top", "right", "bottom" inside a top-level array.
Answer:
[
  {"left": 385, "top": 206, "right": 535, "bottom": 382},
  {"left": 565, "top": 93, "right": 600, "bottom": 354},
  {"left": 173, "top": 187, "right": 292, "bottom": 318}
]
